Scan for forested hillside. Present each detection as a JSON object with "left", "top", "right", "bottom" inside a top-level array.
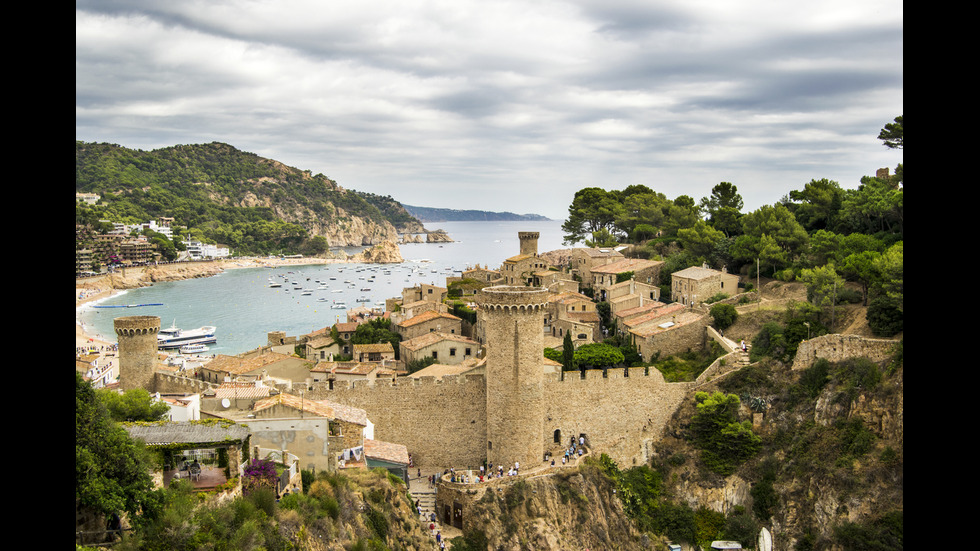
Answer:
[
  {"left": 560, "top": 117, "right": 903, "bottom": 338},
  {"left": 75, "top": 141, "right": 425, "bottom": 255}
]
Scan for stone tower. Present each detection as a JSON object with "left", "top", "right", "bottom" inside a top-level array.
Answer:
[
  {"left": 114, "top": 315, "right": 161, "bottom": 392},
  {"left": 477, "top": 285, "right": 550, "bottom": 471},
  {"left": 518, "top": 231, "right": 539, "bottom": 256}
]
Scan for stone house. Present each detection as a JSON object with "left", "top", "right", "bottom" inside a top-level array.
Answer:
[
  {"left": 305, "top": 334, "right": 343, "bottom": 362},
  {"left": 532, "top": 269, "right": 579, "bottom": 293},
  {"left": 628, "top": 309, "right": 709, "bottom": 361},
  {"left": 590, "top": 258, "right": 664, "bottom": 301},
  {"left": 200, "top": 352, "right": 313, "bottom": 385},
  {"left": 500, "top": 253, "right": 549, "bottom": 286},
  {"left": 395, "top": 310, "right": 464, "bottom": 341},
  {"left": 670, "top": 265, "right": 740, "bottom": 306},
  {"left": 403, "top": 283, "right": 447, "bottom": 305},
  {"left": 248, "top": 391, "right": 370, "bottom": 472},
  {"left": 607, "top": 278, "right": 662, "bottom": 316},
  {"left": 544, "top": 291, "right": 601, "bottom": 345},
  {"left": 617, "top": 302, "right": 686, "bottom": 340},
  {"left": 569, "top": 247, "right": 624, "bottom": 287},
  {"left": 388, "top": 299, "right": 450, "bottom": 327},
  {"left": 399, "top": 331, "right": 480, "bottom": 366},
  {"left": 352, "top": 342, "right": 395, "bottom": 363},
  {"left": 450, "top": 264, "right": 503, "bottom": 286}
]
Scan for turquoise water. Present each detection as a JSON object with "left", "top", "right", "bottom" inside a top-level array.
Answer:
[{"left": 76, "top": 220, "right": 565, "bottom": 355}]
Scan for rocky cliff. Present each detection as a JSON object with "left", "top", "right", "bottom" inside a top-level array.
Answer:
[
  {"left": 650, "top": 346, "right": 903, "bottom": 550},
  {"left": 452, "top": 465, "right": 659, "bottom": 550}
]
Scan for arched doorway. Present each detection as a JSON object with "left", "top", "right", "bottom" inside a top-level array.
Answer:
[{"left": 553, "top": 429, "right": 561, "bottom": 444}]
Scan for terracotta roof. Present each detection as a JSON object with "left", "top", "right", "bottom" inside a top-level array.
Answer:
[
  {"left": 353, "top": 342, "right": 395, "bottom": 354},
  {"left": 204, "top": 352, "right": 299, "bottom": 375},
  {"left": 399, "top": 310, "right": 461, "bottom": 327},
  {"left": 334, "top": 322, "right": 360, "bottom": 333},
  {"left": 213, "top": 382, "right": 273, "bottom": 400},
  {"left": 591, "top": 258, "right": 663, "bottom": 274},
  {"left": 615, "top": 301, "right": 666, "bottom": 319},
  {"left": 400, "top": 332, "right": 478, "bottom": 351},
  {"left": 622, "top": 303, "right": 686, "bottom": 329},
  {"left": 408, "top": 362, "right": 479, "bottom": 380},
  {"left": 672, "top": 266, "right": 723, "bottom": 280},
  {"left": 321, "top": 399, "right": 368, "bottom": 426},
  {"left": 253, "top": 392, "right": 336, "bottom": 418},
  {"left": 364, "top": 439, "right": 409, "bottom": 465},
  {"left": 630, "top": 310, "right": 703, "bottom": 337}
]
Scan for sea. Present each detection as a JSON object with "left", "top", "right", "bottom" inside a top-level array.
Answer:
[{"left": 76, "top": 219, "right": 566, "bottom": 356}]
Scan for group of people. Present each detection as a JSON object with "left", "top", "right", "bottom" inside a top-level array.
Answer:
[
  {"left": 416, "top": 506, "right": 446, "bottom": 550},
  {"left": 440, "top": 461, "right": 526, "bottom": 484}
]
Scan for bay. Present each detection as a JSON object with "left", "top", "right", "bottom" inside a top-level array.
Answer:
[{"left": 76, "top": 219, "right": 566, "bottom": 356}]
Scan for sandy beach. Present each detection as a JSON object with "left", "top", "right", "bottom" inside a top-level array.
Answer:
[{"left": 75, "top": 256, "right": 345, "bottom": 350}]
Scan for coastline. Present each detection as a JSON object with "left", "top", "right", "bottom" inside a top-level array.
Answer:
[{"left": 75, "top": 256, "right": 346, "bottom": 349}]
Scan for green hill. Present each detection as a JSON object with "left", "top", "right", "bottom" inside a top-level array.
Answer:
[{"left": 75, "top": 141, "right": 425, "bottom": 255}]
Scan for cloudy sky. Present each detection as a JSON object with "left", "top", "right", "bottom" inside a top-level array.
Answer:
[{"left": 76, "top": 0, "right": 902, "bottom": 220}]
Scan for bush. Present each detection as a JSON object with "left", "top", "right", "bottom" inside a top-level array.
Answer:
[
  {"left": 867, "top": 295, "right": 903, "bottom": 337},
  {"left": 709, "top": 303, "right": 738, "bottom": 330}
]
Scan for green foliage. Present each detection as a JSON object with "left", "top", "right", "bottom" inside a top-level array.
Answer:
[
  {"left": 96, "top": 387, "right": 170, "bottom": 423},
  {"left": 448, "top": 529, "right": 489, "bottom": 551},
  {"left": 652, "top": 344, "right": 724, "bottom": 382},
  {"left": 688, "top": 392, "right": 761, "bottom": 475},
  {"left": 350, "top": 317, "right": 401, "bottom": 359},
  {"left": 76, "top": 372, "right": 158, "bottom": 520},
  {"left": 834, "top": 510, "right": 903, "bottom": 550},
  {"left": 750, "top": 459, "right": 780, "bottom": 522},
  {"left": 709, "top": 302, "right": 738, "bottom": 330},
  {"left": 572, "top": 342, "right": 625, "bottom": 369}
]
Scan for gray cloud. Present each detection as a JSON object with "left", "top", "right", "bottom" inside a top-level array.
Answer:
[{"left": 75, "top": 0, "right": 902, "bottom": 219}]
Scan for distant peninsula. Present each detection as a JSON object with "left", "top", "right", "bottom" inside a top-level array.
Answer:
[{"left": 402, "top": 204, "right": 551, "bottom": 222}]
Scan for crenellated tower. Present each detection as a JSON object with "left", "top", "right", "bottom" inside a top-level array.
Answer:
[
  {"left": 518, "top": 231, "right": 539, "bottom": 256},
  {"left": 114, "top": 315, "right": 161, "bottom": 392},
  {"left": 477, "top": 285, "right": 549, "bottom": 471}
]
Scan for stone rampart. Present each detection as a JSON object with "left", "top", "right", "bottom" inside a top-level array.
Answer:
[
  {"left": 305, "top": 373, "right": 488, "bottom": 468},
  {"left": 543, "top": 368, "right": 691, "bottom": 468},
  {"left": 791, "top": 334, "right": 899, "bottom": 371}
]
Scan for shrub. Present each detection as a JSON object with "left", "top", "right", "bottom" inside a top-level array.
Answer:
[{"left": 709, "top": 303, "right": 738, "bottom": 330}]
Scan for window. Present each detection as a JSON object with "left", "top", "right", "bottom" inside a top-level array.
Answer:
[
  {"left": 465, "top": 348, "right": 471, "bottom": 356},
  {"left": 432, "top": 351, "right": 438, "bottom": 359},
  {"left": 450, "top": 348, "right": 457, "bottom": 356}
]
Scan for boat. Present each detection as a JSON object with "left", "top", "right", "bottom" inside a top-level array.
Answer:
[
  {"left": 268, "top": 282, "right": 282, "bottom": 288},
  {"left": 179, "top": 343, "right": 210, "bottom": 354},
  {"left": 158, "top": 321, "right": 217, "bottom": 349}
]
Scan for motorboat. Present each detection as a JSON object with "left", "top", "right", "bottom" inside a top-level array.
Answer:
[
  {"left": 158, "top": 321, "right": 217, "bottom": 349},
  {"left": 179, "top": 343, "right": 210, "bottom": 354}
]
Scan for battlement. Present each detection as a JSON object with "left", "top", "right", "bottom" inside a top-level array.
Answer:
[
  {"left": 113, "top": 315, "right": 161, "bottom": 336},
  {"left": 477, "top": 286, "right": 550, "bottom": 311}
]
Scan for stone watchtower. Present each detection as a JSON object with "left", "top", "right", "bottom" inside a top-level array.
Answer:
[
  {"left": 518, "top": 231, "right": 539, "bottom": 256},
  {"left": 114, "top": 315, "right": 161, "bottom": 392},
  {"left": 477, "top": 285, "right": 550, "bottom": 471}
]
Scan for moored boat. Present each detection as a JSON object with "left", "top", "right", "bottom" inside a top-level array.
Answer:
[{"left": 158, "top": 321, "right": 217, "bottom": 349}]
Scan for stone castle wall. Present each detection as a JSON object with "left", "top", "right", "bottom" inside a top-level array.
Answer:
[
  {"left": 305, "top": 374, "right": 489, "bottom": 468},
  {"left": 792, "top": 334, "right": 899, "bottom": 371},
  {"left": 543, "top": 368, "right": 692, "bottom": 468},
  {"left": 301, "top": 366, "right": 693, "bottom": 470}
]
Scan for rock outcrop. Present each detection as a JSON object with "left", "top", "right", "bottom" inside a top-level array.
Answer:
[
  {"left": 426, "top": 229, "right": 454, "bottom": 243},
  {"left": 348, "top": 240, "right": 404, "bottom": 263}
]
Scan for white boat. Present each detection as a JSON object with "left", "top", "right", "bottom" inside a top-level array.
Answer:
[
  {"left": 158, "top": 322, "right": 217, "bottom": 349},
  {"left": 268, "top": 282, "right": 282, "bottom": 288},
  {"left": 179, "top": 343, "right": 210, "bottom": 354}
]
